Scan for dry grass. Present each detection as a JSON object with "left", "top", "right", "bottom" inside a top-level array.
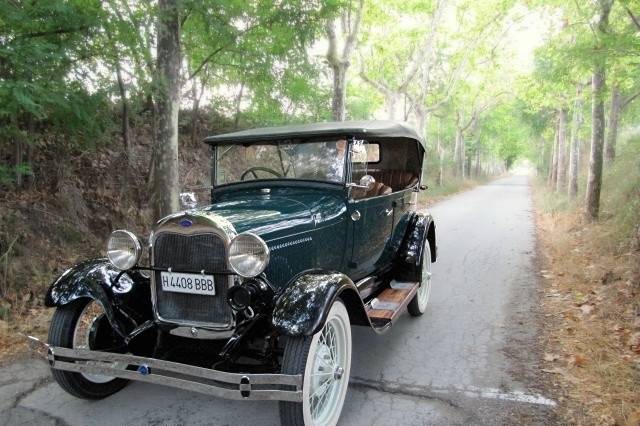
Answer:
[
  {"left": 534, "top": 190, "right": 640, "bottom": 425},
  {"left": 0, "top": 307, "right": 51, "bottom": 362}
]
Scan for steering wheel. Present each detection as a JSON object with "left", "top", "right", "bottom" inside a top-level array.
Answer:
[{"left": 240, "top": 167, "right": 283, "bottom": 180}]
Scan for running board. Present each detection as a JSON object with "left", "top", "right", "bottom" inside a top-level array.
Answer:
[{"left": 366, "top": 280, "right": 419, "bottom": 327}]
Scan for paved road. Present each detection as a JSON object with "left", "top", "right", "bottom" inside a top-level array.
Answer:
[{"left": 0, "top": 175, "right": 556, "bottom": 425}]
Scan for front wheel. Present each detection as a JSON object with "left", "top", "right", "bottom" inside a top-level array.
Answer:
[
  {"left": 48, "top": 298, "right": 129, "bottom": 399},
  {"left": 407, "top": 240, "right": 432, "bottom": 316},
  {"left": 279, "top": 299, "right": 352, "bottom": 426}
]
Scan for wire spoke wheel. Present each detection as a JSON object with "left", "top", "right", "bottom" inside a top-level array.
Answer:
[
  {"left": 408, "top": 240, "right": 432, "bottom": 316},
  {"left": 280, "top": 300, "right": 352, "bottom": 426},
  {"left": 417, "top": 245, "right": 432, "bottom": 311},
  {"left": 72, "top": 300, "right": 117, "bottom": 384},
  {"left": 48, "top": 298, "right": 129, "bottom": 399}
]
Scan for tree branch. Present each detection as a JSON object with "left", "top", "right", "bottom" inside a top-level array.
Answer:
[
  {"left": 19, "top": 26, "right": 90, "bottom": 39},
  {"left": 622, "top": 91, "right": 640, "bottom": 109},
  {"left": 625, "top": 6, "right": 640, "bottom": 31}
]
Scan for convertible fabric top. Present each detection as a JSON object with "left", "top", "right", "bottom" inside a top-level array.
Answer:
[{"left": 203, "top": 120, "right": 424, "bottom": 149}]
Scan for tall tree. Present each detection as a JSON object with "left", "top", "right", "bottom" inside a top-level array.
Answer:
[
  {"left": 568, "top": 84, "right": 583, "bottom": 198},
  {"left": 604, "top": 84, "right": 621, "bottom": 162},
  {"left": 326, "top": 0, "right": 364, "bottom": 121},
  {"left": 585, "top": 0, "right": 613, "bottom": 221},
  {"left": 152, "top": 0, "right": 181, "bottom": 219},
  {"left": 555, "top": 108, "right": 568, "bottom": 192}
]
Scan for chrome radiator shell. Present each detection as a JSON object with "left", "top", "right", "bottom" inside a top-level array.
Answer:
[{"left": 150, "top": 212, "right": 238, "bottom": 331}]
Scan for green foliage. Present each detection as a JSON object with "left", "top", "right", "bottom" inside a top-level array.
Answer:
[
  {"left": 480, "top": 102, "right": 529, "bottom": 169},
  {"left": 601, "top": 135, "right": 640, "bottom": 243}
]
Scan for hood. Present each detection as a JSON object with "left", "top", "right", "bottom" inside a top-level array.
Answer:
[
  {"left": 206, "top": 196, "right": 314, "bottom": 238},
  {"left": 157, "top": 188, "right": 346, "bottom": 242}
]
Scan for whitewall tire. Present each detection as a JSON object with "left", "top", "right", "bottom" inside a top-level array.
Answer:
[{"left": 280, "top": 299, "right": 352, "bottom": 426}]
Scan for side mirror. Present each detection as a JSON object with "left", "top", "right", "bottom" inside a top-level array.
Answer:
[
  {"left": 179, "top": 192, "right": 197, "bottom": 210},
  {"left": 359, "top": 174, "right": 375, "bottom": 190},
  {"left": 347, "top": 174, "right": 376, "bottom": 190}
]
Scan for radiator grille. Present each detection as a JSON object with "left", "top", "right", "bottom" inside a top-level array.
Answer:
[{"left": 153, "top": 232, "right": 233, "bottom": 326}]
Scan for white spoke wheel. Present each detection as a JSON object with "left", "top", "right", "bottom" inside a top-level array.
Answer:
[
  {"left": 280, "top": 300, "right": 352, "bottom": 426},
  {"left": 72, "top": 300, "right": 117, "bottom": 384},
  {"left": 48, "top": 298, "right": 129, "bottom": 399},
  {"left": 408, "top": 240, "right": 432, "bottom": 316}
]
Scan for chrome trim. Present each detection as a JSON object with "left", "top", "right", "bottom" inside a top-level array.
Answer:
[
  {"left": 169, "top": 326, "right": 235, "bottom": 340},
  {"left": 228, "top": 232, "right": 270, "bottom": 278},
  {"left": 150, "top": 212, "right": 238, "bottom": 333},
  {"left": 26, "top": 336, "right": 302, "bottom": 402}
]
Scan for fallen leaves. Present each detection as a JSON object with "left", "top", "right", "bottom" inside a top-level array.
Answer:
[
  {"left": 579, "top": 304, "right": 595, "bottom": 315},
  {"left": 569, "top": 354, "right": 587, "bottom": 368},
  {"left": 533, "top": 188, "right": 640, "bottom": 425}
]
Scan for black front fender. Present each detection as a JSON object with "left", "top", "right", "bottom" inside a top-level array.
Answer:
[
  {"left": 45, "top": 258, "right": 152, "bottom": 338},
  {"left": 271, "top": 271, "right": 368, "bottom": 336}
]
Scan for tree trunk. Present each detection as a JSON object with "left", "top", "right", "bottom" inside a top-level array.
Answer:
[
  {"left": 549, "top": 120, "right": 559, "bottom": 188},
  {"left": 153, "top": 0, "right": 181, "bottom": 220},
  {"left": 11, "top": 114, "right": 23, "bottom": 187},
  {"left": 454, "top": 127, "right": 463, "bottom": 178},
  {"left": 585, "top": 70, "right": 606, "bottom": 220},
  {"left": 585, "top": 0, "right": 611, "bottom": 220},
  {"left": 547, "top": 131, "right": 558, "bottom": 188},
  {"left": 330, "top": 64, "right": 347, "bottom": 121},
  {"left": 234, "top": 81, "right": 245, "bottom": 129},
  {"left": 190, "top": 79, "right": 206, "bottom": 145},
  {"left": 415, "top": 108, "right": 427, "bottom": 142},
  {"left": 604, "top": 84, "right": 621, "bottom": 162},
  {"left": 115, "top": 62, "right": 131, "bottom": 156},
  {"left": 474, "top": 142, "right": 481, "bottom": 178},
  {"left": 568, "top": 84, "right": 583, "bottom": 199},
  {"left": 326, "top": 0, "right": 363, "bottom": 122},
  {"left": 556, "top": 109, "right": 568, "bottom": 192}
]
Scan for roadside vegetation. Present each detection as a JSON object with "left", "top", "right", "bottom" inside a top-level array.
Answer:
[{"left": 534, "top": 136, "right": 639, "bottom": 424}]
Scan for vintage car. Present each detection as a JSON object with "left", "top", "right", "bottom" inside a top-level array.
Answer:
[{"left": 27, "top": 120, "right": 437, "bottom": 426}]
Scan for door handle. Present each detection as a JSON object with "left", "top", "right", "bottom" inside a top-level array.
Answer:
[{"left": 384, "top": 208, "right": 393, "bottom": 216}]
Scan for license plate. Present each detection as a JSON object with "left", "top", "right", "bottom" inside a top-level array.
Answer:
[{"left": 160, "top": 272, "right": 216, "bottom": 296}]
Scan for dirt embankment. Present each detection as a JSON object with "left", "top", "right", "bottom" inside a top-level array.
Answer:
[
  {"left": 534, "top": 197, "right": 640, "bottom": 425},
  {"left": 0, "top": 112, "right": 224, "bottom": 360}
]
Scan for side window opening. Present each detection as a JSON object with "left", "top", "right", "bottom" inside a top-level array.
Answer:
[{"left": 351, "top": 139, "right": 420, "bottom": 199}]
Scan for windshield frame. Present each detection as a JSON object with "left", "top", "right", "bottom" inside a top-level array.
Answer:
[{"left": 210, "top": 137, "right": 353, "bottom": 189}]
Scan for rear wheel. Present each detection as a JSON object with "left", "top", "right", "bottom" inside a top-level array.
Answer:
[
  {"left": 48, "top": 298, "right": 129, "bottom": 399},
  {"left": 279, "top": 300, "right": 351, "bottom": 426},
  {"left": 407, "top": 240, "right": 432, "bottom": 316}
]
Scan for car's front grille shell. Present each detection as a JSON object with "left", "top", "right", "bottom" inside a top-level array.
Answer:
[{"left": 152, "top": 232, "right": 233, "bottom": 327}]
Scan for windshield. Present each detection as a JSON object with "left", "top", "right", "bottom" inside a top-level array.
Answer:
[{"left": 215, "top": 140, "right": 347, "bottom": 185}]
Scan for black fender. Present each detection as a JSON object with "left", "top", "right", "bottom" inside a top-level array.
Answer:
[
  {"left": 395, "top": 212, "right": 436, "bottom": 280},
  {"left": 271, "top": 271, "right": 369, "bottom": 336},
  {"left": 45, "top": 258, "right": 152, "bottom": 339}
]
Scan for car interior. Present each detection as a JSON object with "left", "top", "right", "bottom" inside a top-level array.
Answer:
[{"left": 351, "top": 138, "right": 421, "bottom": 199}]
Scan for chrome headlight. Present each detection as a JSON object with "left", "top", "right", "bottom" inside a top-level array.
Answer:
[
  {"left": 107, "top": 230, "right": 142, "bottom": 270},
  {"left": 228, "top": 233, "right": 270, "bottom": 278}
]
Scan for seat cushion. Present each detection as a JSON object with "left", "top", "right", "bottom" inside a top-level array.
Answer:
[{"left": 368, "top": 170, "right": 418, "bottom": 191}]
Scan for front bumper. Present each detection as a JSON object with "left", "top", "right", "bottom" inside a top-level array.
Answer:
[{"left": 25, "top": 335, "right": 302, "bottom": 402}]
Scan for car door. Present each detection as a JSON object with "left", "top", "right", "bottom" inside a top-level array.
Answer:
[{"left": 348, "top": 194, "right": 394, "bottom": 280}]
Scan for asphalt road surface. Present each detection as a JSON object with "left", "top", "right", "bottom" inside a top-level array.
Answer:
[{"left": 0, "top": 174, "right": 556, "bottom": 425}]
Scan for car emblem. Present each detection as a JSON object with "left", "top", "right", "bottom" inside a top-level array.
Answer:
[{"left": 179, "top": 219, "right": 193, "bottom": 227}]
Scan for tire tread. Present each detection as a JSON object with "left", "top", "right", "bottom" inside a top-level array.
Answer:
[{"left": 48, "top": 299, "right": 128, "bottom": 399}]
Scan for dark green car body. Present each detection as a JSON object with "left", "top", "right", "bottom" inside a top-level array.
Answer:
[{"left": 45, "top": 120, "right": 437, "bottom": 353}]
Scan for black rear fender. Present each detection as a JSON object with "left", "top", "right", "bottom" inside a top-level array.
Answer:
[{"left": 394, "top": 212, "right": 436, "bottom": 281}]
